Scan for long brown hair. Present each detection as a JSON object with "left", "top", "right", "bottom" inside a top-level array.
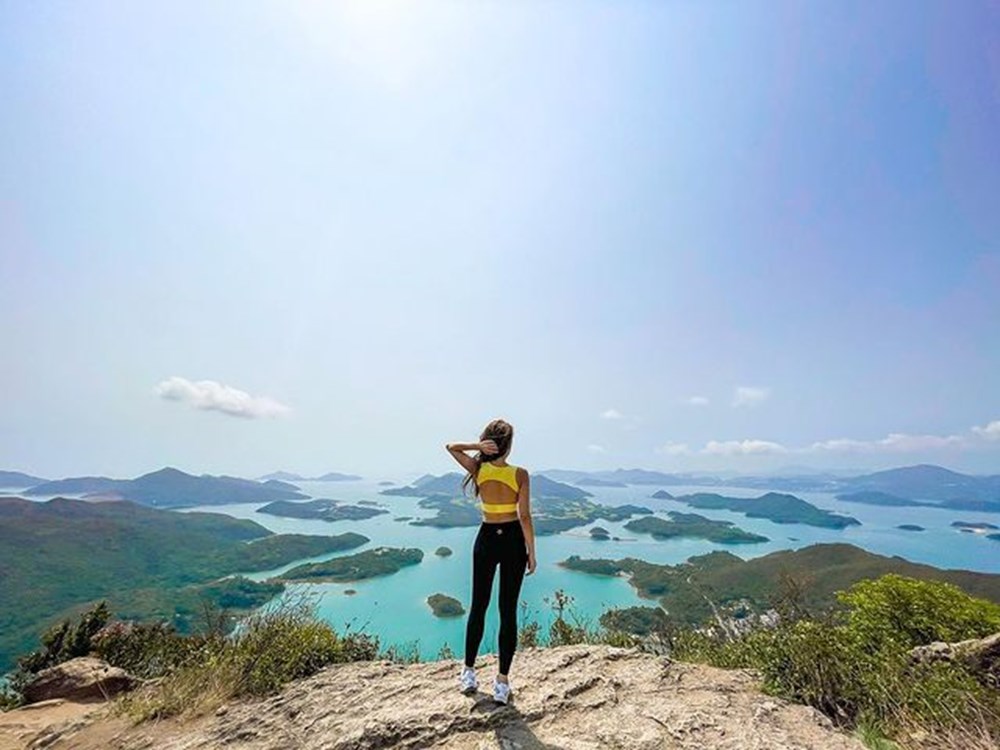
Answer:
[{"left": 461, "top": 418, "right": 515, "bottom": 498}]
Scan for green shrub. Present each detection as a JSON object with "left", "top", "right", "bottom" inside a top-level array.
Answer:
[
  {"left": 838, "top": 575, "right": 1000, "bottom": 653},
  {"left": 599, "top": 606, "right": 669, "bottom": 637},
  {"left": 17, "top": 601, "right": 111, "bottom": 675},
  {"left": 92, "top": 621, "right": 212, "bottom": 680},
  {"left": 2, "top": 601, "right": 113, "bottom": 706},
  {"left": 671, "top": 574, "right": 1000, "bottom": 745}
]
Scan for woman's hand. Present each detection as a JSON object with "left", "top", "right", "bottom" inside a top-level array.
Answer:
[
  {"left": 526, "top": 550, "right": 537, "bottom": 575},
  {"left": 478, "top": 439, "right": 499, "bottom": 455}
]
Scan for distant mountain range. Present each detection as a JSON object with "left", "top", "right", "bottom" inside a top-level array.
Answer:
[
  {"left": 542, "top": 464, "right": 1000, "bottom": 509},
  {"left": 23, "top": 467, "right": 307, "bottom": 508},
  {"left": 258, "top": 471, "right": 363, "bottom": 482},
  {"left": 0, "top": 470, "right": 48, "bottom": 488},
  {"left": 381, "top": 471, "right": 592, "bottom": 501},
  {"left": 842, "top": 465, "right": 1000, "bottom": 506},
  {"left": 5, "top": 463, "right": 998, "bottom": 510}
]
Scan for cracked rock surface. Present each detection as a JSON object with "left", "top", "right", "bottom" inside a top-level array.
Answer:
[{"left": 1, "top": 645, "right": 863, "bottom": 750}]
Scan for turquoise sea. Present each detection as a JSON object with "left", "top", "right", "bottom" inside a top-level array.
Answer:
[{"left": 178, "top": 477, "right": 1000, "bottom": 661}]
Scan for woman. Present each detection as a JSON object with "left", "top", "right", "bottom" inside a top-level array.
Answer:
[{"left": 445, "top": 418, "right": 536, "bottom": 705}]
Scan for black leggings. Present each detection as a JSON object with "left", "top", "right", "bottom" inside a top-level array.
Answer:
[{"left": 464, "top": 519, "right": 528, "bottom": 675}]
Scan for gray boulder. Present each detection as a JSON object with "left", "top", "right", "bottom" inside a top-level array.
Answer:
[{"left": 22, "top": 657, "right": 137, "bottom": 704}]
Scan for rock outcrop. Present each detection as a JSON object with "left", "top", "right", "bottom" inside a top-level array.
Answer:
[
  {"left": 1, "top": 645, "right": 864, "bottom": 749},
  {"left": 21, "top": 657, "right": 137, "bottom": 704},
  {"left": 910, "top": 630, "right": 1000, "bottom": 686}
]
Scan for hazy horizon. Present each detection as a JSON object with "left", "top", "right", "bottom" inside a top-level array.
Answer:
[{"left": 2, "top": 2, "right": 998, "bottom": 479}]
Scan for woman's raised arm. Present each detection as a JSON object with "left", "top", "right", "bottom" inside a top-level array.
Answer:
[{"left": 445, "top": 440, "right": 497, "bottom": 474}]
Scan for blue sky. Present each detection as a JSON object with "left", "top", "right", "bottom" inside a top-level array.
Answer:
[{"left": 1, "top": 1, "right": 998, "bottom": 479}]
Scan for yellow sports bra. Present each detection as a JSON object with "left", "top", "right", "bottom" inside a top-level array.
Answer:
[{"left": 477, "top": 462, "right": 520, "bottom": 514}]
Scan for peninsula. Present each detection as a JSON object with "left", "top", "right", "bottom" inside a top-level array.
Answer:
[
  {"left": 0, "top": 496, "right": 368, "bottom": 671},
  {"left": 560, "top": 542, "right": 1000, "bottom": 625}
]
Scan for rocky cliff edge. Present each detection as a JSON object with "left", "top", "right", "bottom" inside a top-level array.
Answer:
[{"left": 0, "top": 644, "right": 863, "bottom": 750}]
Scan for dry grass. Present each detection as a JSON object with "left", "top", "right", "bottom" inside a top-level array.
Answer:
[{"left": 116, "top": 593, "right": 378, "bottom": 722}]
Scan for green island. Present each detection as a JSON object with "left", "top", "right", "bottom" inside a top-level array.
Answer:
[
  {"left": 277, "top": 547, "right": 424, "bottom": 583},
  {"left": 434, "top": 546, "right": 453, "bottom": 557},
  {"left": 624, "top": 512, "right": 769, "bottom": 544},
  {"left": 650, "top": 489, "right": 674, "bottom": 499},
  {"left": 589, "top": 526, "right": 610, "bottom": 540},
  {"left": 559, "top": 542, "right": 1000, "bottom": 626},
  {"left": 674, "top": 492, "right": 860, "bottom": 529},
  {"left": 897, "top": 524, "right": 925, "bottom": 532},
  {"left": 426, "top": 593, "right": 465, "bottom": 617},
  {"left": 394, "top": 516, "right": 413, "bottom": 522},
  {"left": 0, "top": 496, "right": 368, "bottom": 671},
  {"left": 257, "top": 499, "right": 388, "bottom": 522}
]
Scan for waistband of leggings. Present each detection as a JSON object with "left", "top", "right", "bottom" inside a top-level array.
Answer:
[{"left": 479, "top": 519, "right": 522, "bottom": 530}]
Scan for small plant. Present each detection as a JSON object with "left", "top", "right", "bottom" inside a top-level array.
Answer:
[
  {"left": 543, "top": 589, "right": 589, "bottom": 646},
  {"left": 380, "top": 640, "right": 421, "bottom": 664},
  {"left": 517, "top": 600, "right": 541, "bottom": 648},
  {"left": 0, "top": 684, "right": 21, "bottom": 712}
]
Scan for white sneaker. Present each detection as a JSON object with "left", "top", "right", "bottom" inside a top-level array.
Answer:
[
  {"left": 492, "top": 678, "right": 511, "bottom": 705},
  {"left": 459, "top": 666, "right": 478, "bottom": 694}
]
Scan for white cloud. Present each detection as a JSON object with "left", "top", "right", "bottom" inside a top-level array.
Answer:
[
  {"left": 686, "top": 396, "right": 710, "bottom": 406},
  {"left": 973, "top": 420, "right": 1000, "bottom": 441},
  {"left": 155, "top": 376, "right": 291, "bottom": 419},
  {"left": 656, "top": 441, "right": 691, "bottom": 456},
  {"left": 666, "top": 419, "right": 997, "bottom": 463},
  {"left": 600, "top": 408, "right": 623, "bottom": 420},
  {"left": 587, "top": 444, "right": 607, "bottom": 453},
  {"left": 808, "top": 433, "right": 965, "bottom": 453},
  {"left": 807, "top": 438, "right": 869, "bottom": 452},
  {"left": 703, "top": 439, "right": 788, "bottom": 456},
  {"left": 732, "top": 386, "right": 770, "bottom": 408},
  {"left": 877, "top": 433, "right": 965, "bottom": 451}
]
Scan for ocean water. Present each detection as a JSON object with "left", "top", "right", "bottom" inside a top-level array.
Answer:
[{"left": 176, "top": 478, "right": 1000, "bottom": 660}]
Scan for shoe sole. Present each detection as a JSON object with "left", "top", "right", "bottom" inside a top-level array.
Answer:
[{"left": 460, "top": 685, "right": 478, "bottom": 695}]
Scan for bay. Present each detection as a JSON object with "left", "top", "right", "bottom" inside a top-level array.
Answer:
[{"left": 177, "top": 477, "right": 1000, "bottom": 660}]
